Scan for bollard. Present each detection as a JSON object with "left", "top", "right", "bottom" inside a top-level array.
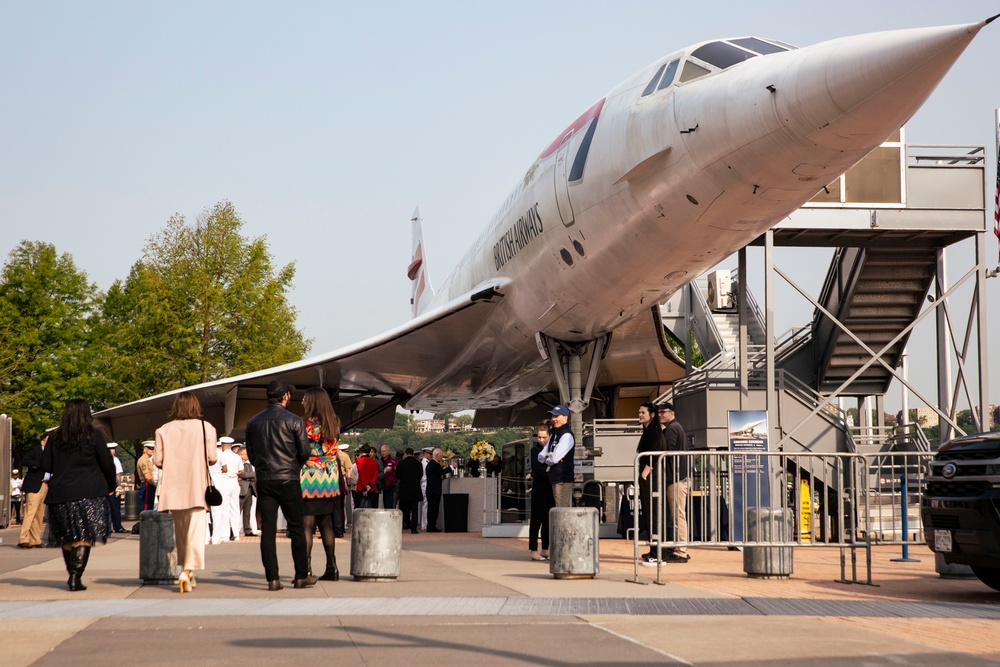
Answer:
[
  {"left": 350, "top": 508, "right": 402, "bottom": 581},
  {"left": 138, "top": 510, "right": 178, "bottom": 584},
  {"left": 743, "top": 507, "right": 794, "bottom": 578},
  {"left": 890, "top": 476, "right": 920, "bottom": 563},
  {"left": 549, "top": 506, "right": 599, "bottom": 579}
]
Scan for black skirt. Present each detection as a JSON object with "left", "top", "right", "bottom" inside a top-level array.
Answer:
[
  {"left": 303, "top": 497, "right": 335, "bottom": 516},
  {"left": 46, "top": 496, "right": 111, "bottom": 547}
]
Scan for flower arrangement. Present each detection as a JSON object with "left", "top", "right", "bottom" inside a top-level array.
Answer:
[{"left": 470, "top": 440, "right": 496, "bottom": 462}]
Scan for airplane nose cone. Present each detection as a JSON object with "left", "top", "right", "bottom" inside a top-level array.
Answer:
[{"left": 784, "top": 21, "right": 984, "bottom": 150}]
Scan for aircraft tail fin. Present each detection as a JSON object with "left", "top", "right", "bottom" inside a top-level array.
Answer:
[{"left": 407, "top": 207, "right": 435, "bottom": 317}]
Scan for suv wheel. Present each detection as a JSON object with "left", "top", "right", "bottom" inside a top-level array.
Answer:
[{"left": 971, "top": 566, "right": 1000, "bottom": 592}]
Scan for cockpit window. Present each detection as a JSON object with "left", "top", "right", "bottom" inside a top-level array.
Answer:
[
  {"left": 656, "top": 59, "right": 680, "bottom": 91},
  {"left": 690, "top": 41, "right": 757, "bottom": 70},
  {"left": 729, "top": 37, "right": 788, "bottom": 55},
  {"left": 678, "top": 60, "right": 711, "bottom": 83},
  {"left": 641, "top": 63, "right": 667, "bottom": 97}
]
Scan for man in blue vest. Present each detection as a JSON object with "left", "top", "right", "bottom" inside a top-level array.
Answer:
[{"left": 539, "top": 405, "right": 575, "bottom": 507}]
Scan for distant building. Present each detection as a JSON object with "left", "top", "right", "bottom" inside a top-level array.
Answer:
[
  {"left": 412, "top": 418, "right": 446, "bottom": 434},
  {"left": 914, "top": 407, "right": 939, "bottom": 428}
]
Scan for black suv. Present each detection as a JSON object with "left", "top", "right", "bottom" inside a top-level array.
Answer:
[{"left": 922, "top": 431, "right": 1000, "bottom": 591}]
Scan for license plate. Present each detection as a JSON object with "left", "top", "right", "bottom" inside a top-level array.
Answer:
[{"left": 934, "top": 529, "right": 953, "bottom": 553}]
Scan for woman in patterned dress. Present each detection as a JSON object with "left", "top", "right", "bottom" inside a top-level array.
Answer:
[
  {"left": 300, "top": 387, "right": 342, "bottom": 581},
  {"left": 43, "top": 399, "right": 117, "bottom": 591}
]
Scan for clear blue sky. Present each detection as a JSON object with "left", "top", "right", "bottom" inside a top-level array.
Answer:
[{"left": 1, "top": 2, "right": 997, "bottom": 417}]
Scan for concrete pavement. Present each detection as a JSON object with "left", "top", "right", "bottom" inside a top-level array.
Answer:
[{"left": 2, "top": 523, "right": 1000, "bottom": 666}]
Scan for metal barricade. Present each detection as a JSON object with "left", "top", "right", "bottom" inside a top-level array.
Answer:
[{"left": 632, "top": 450, "right": 932, "bottom": 585}]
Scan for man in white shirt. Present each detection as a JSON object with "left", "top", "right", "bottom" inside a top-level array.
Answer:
[{"left": 218, "top": 436, "right": 244, "bottom": 541}]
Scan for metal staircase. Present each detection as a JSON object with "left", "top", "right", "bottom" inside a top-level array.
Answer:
[{"left": 813, "top": 246, "right": 936, "bottom": 395}]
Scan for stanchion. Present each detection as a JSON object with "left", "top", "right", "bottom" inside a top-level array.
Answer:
[{"left": 890, "top": 475, "right": 920, "bottom": 563}]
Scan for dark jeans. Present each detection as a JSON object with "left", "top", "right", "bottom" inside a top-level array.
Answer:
[
  {"left": 426, "top": 492, "right": 442, "bottom": 530},
  {"left": 106, "top": 494, "right": 124, "bottom": 531},
  {"left": 11, "top": 498, "right": 21, "bottom": 524},
  {"left": 382, "top": 485, "right": 396, "bottom": 510},
  {"left": 257, "top": 479, "right": 309, "bottom": 582},
  {"left": 529, "top": 481, "right": 554, "bottom": 551},
  {"left": 400, "top": 500, "right": 419, "bottom": 532}
]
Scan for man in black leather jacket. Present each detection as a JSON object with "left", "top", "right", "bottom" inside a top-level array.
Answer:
[{"left": 245, "top": 379, "right": 315, "bottom": 590}]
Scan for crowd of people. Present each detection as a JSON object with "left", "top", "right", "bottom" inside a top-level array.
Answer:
[{"left": 7, "top": 389, "right": 690, "bottom": 591}]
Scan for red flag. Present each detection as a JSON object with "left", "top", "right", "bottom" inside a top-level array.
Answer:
[{"left": 995, "top": 148, "right": 1000, "bottom": 260}]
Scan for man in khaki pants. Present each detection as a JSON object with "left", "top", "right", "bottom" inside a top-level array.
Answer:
[{"left": 18, "top": 434, "right": 49, "bottom": 548}]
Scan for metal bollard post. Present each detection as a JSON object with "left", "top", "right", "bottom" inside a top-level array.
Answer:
[
  {"left": 891, "top": 475, "right": 920, "bottom": 563},
  {"left": 138, "top": 510, "right": 178, "bottom": 584},
  {"left": 549, "top": 506, "right": 599, "bottom": 579},
  {"left": 350, "top": 508, "right": 402, "bottom": 581}
]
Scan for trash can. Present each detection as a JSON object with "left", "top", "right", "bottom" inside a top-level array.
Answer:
[
  {"left": 743, "top": 507, "right": 794, "bottom": 578},
  {"left": 443, "top": 493, "right": 469, "bottom": 533},
  {"left": 123, "top": 489, "right": 141, "bottom": 521}
]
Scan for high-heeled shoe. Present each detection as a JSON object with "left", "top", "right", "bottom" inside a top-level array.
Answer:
[
  {"left": 178, "top": 572, "right": 192, "bottom": 593},
  {"left": 188, "top": 573, "right": 197, "bottom": 589}
]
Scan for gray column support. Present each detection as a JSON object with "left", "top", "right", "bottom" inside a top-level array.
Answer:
[
  {"left": 936, "top": 249, "right": 954, "bottom": 443},
  {"left": 738, "top": 247, "right": 748, "bottom": 409},
  {"left": 975, "top": 231, "right": 990, "bottom": 431}
]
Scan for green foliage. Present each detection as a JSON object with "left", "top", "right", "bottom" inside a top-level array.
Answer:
[
  {"left": 0, "top": 202, "right": 312, "bottom": 462},
  {"left": 340, "top": 416, "right": 529, "bottom": 458},
  {"left": 0, "top": 241, "right": 103, "bottom": 458},
  {"left": 94, "top": 201, "right": 311, "bottom": 403}
]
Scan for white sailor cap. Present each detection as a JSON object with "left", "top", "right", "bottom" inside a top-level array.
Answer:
[
  {"left": 107, "top": 442, "right": 118, "bottom": 449},
  {"left": 338, "top": 443, "right": 349, "bottom": 450},
  {"left": 422, "top": 447, "right": 434, "bottom": 453},
  {"left": 142, "top": 441, "right": 155, "bottom": 449},
  {"left": 230, "top": 442, "right": 243, "bottom": 449}
]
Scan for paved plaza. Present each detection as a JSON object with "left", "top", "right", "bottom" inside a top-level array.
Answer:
[{"left": 2, "top": 524, "right": 1000, "bottom": 666}]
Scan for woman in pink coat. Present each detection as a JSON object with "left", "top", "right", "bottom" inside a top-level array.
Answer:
[{"left": 154, "top": 392, "right": 217, "bottom": 593}]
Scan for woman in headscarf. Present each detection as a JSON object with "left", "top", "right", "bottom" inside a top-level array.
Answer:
[
  {"left": 43, "top": 399, "right": 116, "bottom": 591},
  {"left": 154, "top": 391, "right": 218, "bottom": 592},
  {"left": 300, "top": 387, "right": 342, "bottom": 581}
]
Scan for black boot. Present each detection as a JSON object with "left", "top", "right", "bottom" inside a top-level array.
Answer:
[
  {"left": 306, "top": 556, "right": 313, "bottom": 578},
  {"left": 319, "top": 553, "right": 339, "bottom": 581},
  {"left": 68, "top": 546, "right": 89, "bottom": 592},
  {"left": 63, "top": 548, "right": 72, "bottom": 589}
]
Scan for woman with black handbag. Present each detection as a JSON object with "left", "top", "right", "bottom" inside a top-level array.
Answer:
[
  {"left": 299, "top": 387, "right": 342, "bottom": 581},
  {"left": 154, "top": 392, "right": 218, "bottom": 593},
  {"left": 43, "top": 399, "right": 117, "bottom": 591}
]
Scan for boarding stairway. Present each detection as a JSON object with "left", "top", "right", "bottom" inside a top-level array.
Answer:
[
  {"left": 811, "top": 246, "right": 937, "bottom": 396},
  {"left": 656, "top": 261, "right": 935, "bottom": 457}
]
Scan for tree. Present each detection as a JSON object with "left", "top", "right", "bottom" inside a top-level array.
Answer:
[
  {"left": 95, "top": 201, "right": 311, "bottom": 403},
  {"left": 0, "top": 241, "right": 103, "bottom": 458}
]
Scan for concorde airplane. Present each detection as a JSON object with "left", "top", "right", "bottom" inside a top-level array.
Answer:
[{"left": 96, "top": 17, "right": 994, "bottom": 440}]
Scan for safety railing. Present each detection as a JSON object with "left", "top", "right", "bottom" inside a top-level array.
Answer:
[{"left": 631, "top": 450, "right": 932, "bottom": 584}]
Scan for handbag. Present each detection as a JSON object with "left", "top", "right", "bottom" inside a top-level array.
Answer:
[{"left": 202, "top": 420, "right": 223, "bottom": 507}]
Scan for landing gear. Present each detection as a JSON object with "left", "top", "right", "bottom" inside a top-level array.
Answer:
[{"left": 539, "top": 333, "right": 610, "bottom": 442}]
